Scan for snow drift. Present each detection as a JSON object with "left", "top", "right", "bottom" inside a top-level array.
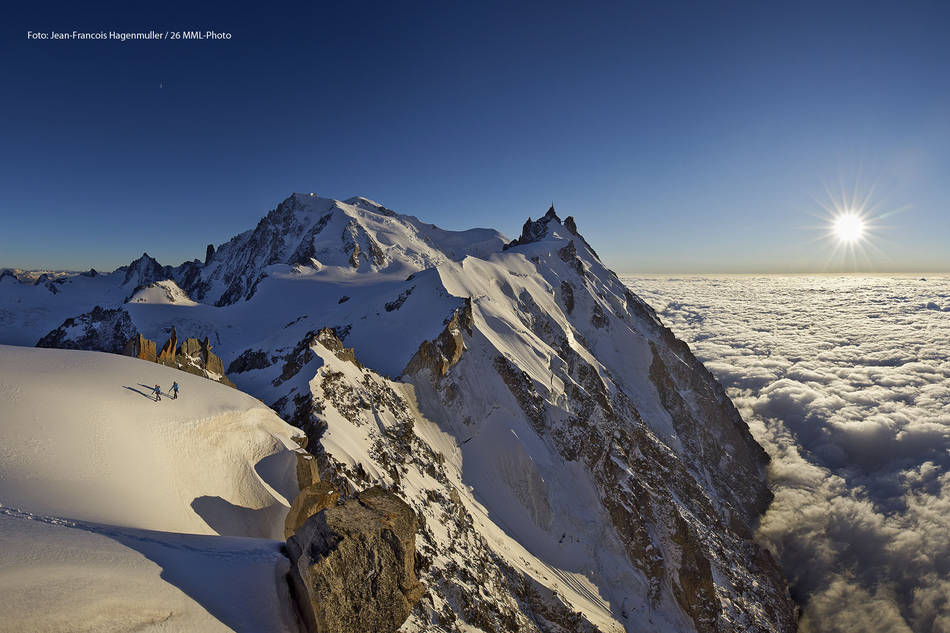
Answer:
[{"left": 0, "top": 345, "right": 303, "bottom": 632}]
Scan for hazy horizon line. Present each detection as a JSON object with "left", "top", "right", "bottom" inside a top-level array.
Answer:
[{"left": 4, "top": 261, "right": 949, "bottom": 278}]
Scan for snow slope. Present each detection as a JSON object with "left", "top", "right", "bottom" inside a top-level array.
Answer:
[
  {"left": 128, "top": 280, "right": 199, "bottom": 305},
  {"left": 0, "top": 346, "right": 303, "bottom": 632},
  {"left": 0, "top": 508, "right": 298, "bottom": 633}
]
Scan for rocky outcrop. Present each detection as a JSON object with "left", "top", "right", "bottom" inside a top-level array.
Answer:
[
  {"left": 286, "top": 486, "right": 424, "bottom": 633},
  {"left": 314, "top": 328, "right": 360, "bottom": 366},
  {"left": 342, "top": 219, "right": 387, "bottom": 269},
  {"left": 227, "top": 349, "right": 273, "bottom": 374},
  {"left": 493, "top": 355, "right": 546, "bottom": 433},
  {"left": 157, "top": 327, "right": 178, "bottom": 364},
  {"left": 503, "top": 205, "right": 561, "bottom": 250},
  {"left": 123, "top": 333, "right": 157, "bottom": 362},
  {"left": 117, "top": 330, "right": 235, "bottom": 387},
  {"left": 284, "top": 481, "right": 339, "bottom": 539},
  {"left": 36, "top": 307, "right": 136, "bottom": 354},
  {"left": 273, "top": 332, "right": 320, "bottom": 388},
  {"left": 559, "top": 280, "right": 575, "bottom": 314},
  {"left": 403, "top": 299, "right": 473, "bottom": 378},
  {"left": 296, "top": 451, "right": 321, "bottom": 490},
  {"left": 174, "top": 335, "right": 230, "bottom": 382},
  {"left": 503, "top": 205, "right": 600, "bottom": 259},
  {"left": 384, "top": 286, "right": 415, "bottom": 312}
]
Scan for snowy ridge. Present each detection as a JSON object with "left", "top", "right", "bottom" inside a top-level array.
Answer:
[
  {"left": 128, "top": 279, "right": 199, "bottom": 305},
  {"left": 196, "top": 193, "right": 507, "bottom": 306}
]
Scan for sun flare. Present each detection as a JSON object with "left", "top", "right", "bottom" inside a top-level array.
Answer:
[{"left": 833, "top": 213, "right": 865, "bottom": 243}]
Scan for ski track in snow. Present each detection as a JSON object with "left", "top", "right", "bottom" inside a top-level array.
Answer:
[{"left": 624, "top": 274, "right": 950, "bottom": 633}]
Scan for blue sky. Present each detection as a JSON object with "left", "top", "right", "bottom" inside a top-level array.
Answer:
[{"left": 2, "top": 0, "right": 948, "bottom": 272}]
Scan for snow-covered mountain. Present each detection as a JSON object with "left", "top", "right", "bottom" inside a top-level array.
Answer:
[{"left": 0, "top": 195, "right": 795, "bottom": 632}]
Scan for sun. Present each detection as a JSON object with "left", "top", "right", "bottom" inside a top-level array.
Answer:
[
  {"left": 810, "top": 178, "right": 904, "bottom": 270},
  {"left": 833, "top": 212, "right": 865, "bottom": 243}
]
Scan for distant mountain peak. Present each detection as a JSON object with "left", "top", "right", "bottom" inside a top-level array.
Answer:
[
  {"left": 504, "top": 204, "right": 584, "bottom": 251},
  {"left": 343, "top": 195, "right": 384, "bottom": 208},
  {"left": 120, "top": 252, "right": 168, "bottom": 287}
]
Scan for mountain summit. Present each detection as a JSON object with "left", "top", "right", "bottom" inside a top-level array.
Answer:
[{"left": 0, "top": 195, "right": 795, "bottom": 632}]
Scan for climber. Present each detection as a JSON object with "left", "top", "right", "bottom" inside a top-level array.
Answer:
[
  {"left": 153, "top": 384, "right": 162, "bottom": 402},
  {"left": 171, "top": 381, "right": 179, "bottom": 399}
]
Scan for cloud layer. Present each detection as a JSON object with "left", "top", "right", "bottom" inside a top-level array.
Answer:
[{"left": 623, "top": 274, "right": 950, "bottom": 633}]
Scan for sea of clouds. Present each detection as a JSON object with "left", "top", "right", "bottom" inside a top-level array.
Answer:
[{"left": 622, "top": 274, "right": 950, "bottom": 633}]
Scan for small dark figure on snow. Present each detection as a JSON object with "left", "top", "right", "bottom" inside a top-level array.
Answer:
[
  {"left": 171, "top": 381, "right": 179, "bottom": 399},
  {"left": 153, "top": 384, "right": 161, "bottom": 402}
]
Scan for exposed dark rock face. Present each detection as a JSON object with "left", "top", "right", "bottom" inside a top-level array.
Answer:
[
  {"left": 36, "top": 307, "right": 136, "bottom": 354},
  {"left": 200, "top": 196, "right": 335, "bottom": 305},
  {"left": 273, "top": 332, "right": 320, "bottom": 388},
  {"left": 563, "top": 215, "right": 579, "bottom": 235},
  {"left": 493, "top": 355, "right": 546, "bottom": 433},
  {"left": 120, "top": 253, "right": 170, "bottom": 288},
  {"left": 174, "top": 261, "right": 204, "bottom": 297},
  {"left": 591, "top": 302, "right": 609, "bottom": 329},
  {"left": 557, "top": 239, "right": 577, "bottom": 263},
  {"left": 227, "top": 349, "right": 272, "bottom": 374},
  {"left": 503, "top": 205, "right": 601, "bottom": 260},
  {"left": 286, "top": 486, "right": 424, "bottom": 633},
  {"left": 503, "top": 205, "right": 561, "bottom": 250},
  {"left": 204, "top": 243, "right": 215, "bottom": 265},
  {"left": 671, "top": 511, "right": 721, "bottom": 633},
  {"left": 314, "top": 328, "right": 360, "bottom": 366},
  {"left": 257, "top": 328, "right": 361, "bottom": 453},
  {"left": 290, "top": 213, "right": 333, "bottom": 267},
  {"left": 559, "top": 281, "right": 575, "bottom": 314},
  {"left": 342, "top": 219, "right": 386, "bottom": 269},
  {"left": 403, "top": 299, "right": 473, "bottom": 378},
  {"left": 558, "top": 239, "right": 586, "bottom": 276},
  {"left": 384, "top": 286, "right": 415, "bottom": 312},
  {"left": 647, "top": 337, "right": 773, "bottom": 522}
]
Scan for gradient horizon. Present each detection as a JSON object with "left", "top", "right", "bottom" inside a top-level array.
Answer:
[{"left": 2, "top": 0, "right": 949, "bottom": 274}]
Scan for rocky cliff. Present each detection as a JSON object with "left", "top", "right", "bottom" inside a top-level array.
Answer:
[
  {"left": 287, "top": 486, "right": 424, "bottom": 633},
  {"left": 121, "top": 327, "right": 235, "bottom": 386}
]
